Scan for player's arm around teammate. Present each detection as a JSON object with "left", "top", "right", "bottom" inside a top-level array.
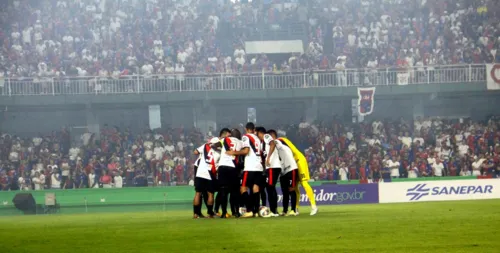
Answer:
[
  {"left": 226, "top": 123, "right": 263, "bottom": 217},
  {"left": 226, "top": 147, "right": 251, "bottom": 190},
  {"left": 192, "top": 138, "right": 219, "bottom": 218},
  {"left": 227, "top": 142, "right": 258, "bottom": 217}
]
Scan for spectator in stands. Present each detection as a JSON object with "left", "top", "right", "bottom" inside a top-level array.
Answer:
[
  {"left": 89, "top": 169, "right": 98, "bottom": 189},
  {"left": 76, "top": 169, "right": 88, "bottom": 189},
  {"left": 338, "top": 161, "right": 348, "bottom": 181},
  {"left": 50, "top": 167, "right": 61, "bottom": 189},
  {"left": 113, "top": 171, "right": 123, "bottom": 188},
  {"left": 433, "top": 159, "right": 445, "bottom": 177},
  {"left": 18, "top": 172, "right": 30, "bottom": 191},
  {"left": 100, "top": 170, "right": 112, "bottom": 188},
  {"left": 33, "top": 171, "right": 45, "bottom": 190}
]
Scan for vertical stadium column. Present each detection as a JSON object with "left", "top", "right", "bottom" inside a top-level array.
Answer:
[
  {"left": 412, "top": 96, "right": 425, "bottom": 119},
  {"left": 194, "top": 100, "right": 217, "bottom": 137},
  {"left": 305, "top": 98, "right": 318, "bottom": 123},
  {"left": 85, "top": 103, "right": 100, "bottom": 137}
]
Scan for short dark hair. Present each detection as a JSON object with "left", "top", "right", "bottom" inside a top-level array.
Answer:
[
  {"left": 255, "top": 126, "right": 266, "bottom": 134},
  {"left": 219, "top": 128, "right": 231, "bottom": 137},
  {"left": 245, "top": 122, "right": 255, "bottom": 131},
  {"left": 267, "top": 129, "right": 278, "bottom": 137},
  {"left": 231, "top": 128, "right": 242, "bottom": 139}
]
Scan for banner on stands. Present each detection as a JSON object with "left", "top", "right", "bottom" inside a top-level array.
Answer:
[
  {"left": 397, "top": 72, "right": 409, "bottom": 85},
  {"left": 486, "top": 64, "right": 500, "bottom": 90},
  {"left": 275, "top": 184, "right": 379, "bottom": 206},
  {"left": 148, "top": 105, "right": 161, "bottom": 130},
  {"left": 357, "top": 87, "right": 375, "bottom": 116},
  {"left": 379, "top": 179, "right": 500, "bottom": 203}
]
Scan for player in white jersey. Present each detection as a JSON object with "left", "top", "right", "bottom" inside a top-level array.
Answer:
[
  {"left": 212, "top": 128, "right": 243, "bottom": 218},
  {"left": 268, "top": 130, "right": 299, "bottom": 216},
  {"left": 256, "top": 127, "right": 281, "bottom": 216},
  {"left": 192, "top": 137, "right": 219, "bottom": 218},
  {"left": 226, "top": 122, "right": 263, "bottom": 218}
]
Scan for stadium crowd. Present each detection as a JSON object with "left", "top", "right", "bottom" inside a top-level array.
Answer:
[
  {"left": 1, "top": 116, "right": 499, "bottom": 191},
  {"left": 1, "top": 0, "right": 499, "bottom": 81}
]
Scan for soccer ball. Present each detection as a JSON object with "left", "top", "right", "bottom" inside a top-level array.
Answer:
[
  {"left": 258, "top": 206, "right": 271, "bottom": 218},
  {"left": 238, "top": 207, "right": 247, "bottom": 216}
]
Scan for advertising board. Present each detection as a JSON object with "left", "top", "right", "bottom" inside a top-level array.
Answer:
[
  {"left": 379, "top": 179, "right": 500, "bottom": 203},
  {"left": 275, "top": 184, "right": 379, "bottom": 206}
]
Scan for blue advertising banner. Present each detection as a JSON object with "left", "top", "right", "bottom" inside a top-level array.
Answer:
[{"left": 275, "top": 183, "right": 379, "bottom": 206}]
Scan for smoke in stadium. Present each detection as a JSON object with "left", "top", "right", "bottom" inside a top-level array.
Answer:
[{"left": 0, "top": 0, "right": 499, "bottom": 252}]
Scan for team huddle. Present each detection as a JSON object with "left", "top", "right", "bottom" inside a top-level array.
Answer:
[{"left": 192, "top": 122, "right": 318, "bottom": 218}]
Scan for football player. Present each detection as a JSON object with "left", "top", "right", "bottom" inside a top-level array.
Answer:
[
  {"left": 213, "top": 128, "right": 242, "bottom": 218},
  {"left": 269, "top": 130, "right": 299, "bottom": 216},
  {"left": 275, "top": 136, "right": 318, "bottom": 216},
  {"left": 192, "top": 137, "right": 220, "bottom": 218},
  {"left": 212, "top": 128, "right": 231, "bottom": 216},
  {"left": 226, "top": 122, "right": 263, "bottom": 218},
  {"left": 256, "top": 127, "right": 281, "bottom": 217}
]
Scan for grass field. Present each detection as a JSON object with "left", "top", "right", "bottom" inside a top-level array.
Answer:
[{"left": 1, "top": 200, "right": 500, "bottom": 253}]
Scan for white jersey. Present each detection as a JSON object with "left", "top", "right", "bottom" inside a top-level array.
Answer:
[
  {"left": 194, "top": 150, "right": 202, "bottom": 168},
  {"left": 274, "top": 139, "right": 298, "bottom": 174},
  {"left": 195, "top": 143, "right": 215, "bottom": 180},
  {"left": 212, "top": 149, "right": 221, "bottom": 169},
  {"left": 241, "top": 133, "right": 264, "bottom": 172},
  {"left": 262, "top": 134, "right": 281, "bottom": 169},
  {"left": 218, "top": 137, "right": 242, "bottom": 168}
]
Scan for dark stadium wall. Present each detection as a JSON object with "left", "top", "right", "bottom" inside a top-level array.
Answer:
[
  {"left": 215, "top": 100, "right": 308, "bottom": 128},
  {"left": 363, "top": 99, "right": 414, "bottom": 120},
  {"left": 2, "top": 94, "right": 499, "bottom": 136},
  {"left": 1, "top": 105, "right": 197, "bottom": 136},
  {"left": 423, "top": 94, "right": 500, "bottom": 120},
  {"left": 1, "top": 108, "right": 87, "bottom": 136}
]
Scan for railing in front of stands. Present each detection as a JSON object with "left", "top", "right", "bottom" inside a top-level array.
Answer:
[{"left": 0, "top": 64, "right": 486, "bottom": 96}]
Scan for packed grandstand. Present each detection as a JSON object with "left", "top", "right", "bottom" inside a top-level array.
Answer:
[
  {"left": 0, "top": 0, "right": 498, "bottom": 79},
  {"left": 1, "top": 116, "right": 499, "bottom": 191}
]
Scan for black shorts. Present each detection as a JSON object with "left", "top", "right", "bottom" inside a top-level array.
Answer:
[
  {"left": 241, "top": 171, "right": 263, "bottom": 188},
  {"left": 258, "top": 171, "right": 267, "bottom": 188},
  {"left": 265, "top": 168, "right": 281, "bottom": 187},
  {"left": 218, "top": 166, "right": 239, "bottom": 188},
  {"left": 195, "top": 177, "right": 214, "bottom": 193},
  {"left": 212, "top": 178, "right": 219, "bottom": 192},
  {"left": 281, "top": 169, "right": 299, "bottom": 189}
]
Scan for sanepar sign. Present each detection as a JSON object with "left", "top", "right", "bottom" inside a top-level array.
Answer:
[
  {"left": 379, "top": 179, "right": 500, "bottom": 203},
  {"left": 406, "top": 183, "right": 493, "bottom": 201}
]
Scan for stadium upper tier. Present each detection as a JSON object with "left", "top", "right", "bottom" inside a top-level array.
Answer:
[{"left": 1, "top": 0, "right": 499, "bottom": 83}]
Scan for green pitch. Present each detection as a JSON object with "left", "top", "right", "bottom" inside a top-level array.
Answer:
[{"left": 1, "top": 200, "right": 499, "bottom": 253}]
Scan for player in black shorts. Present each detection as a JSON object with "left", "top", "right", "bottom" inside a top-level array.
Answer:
[
  {"left": 226, "top": 122, "right": 264, "bottom": 218},
  {"left": 257, "top": 128, "right": 282, "bottom": 216},
  {"left": 194, "top": 160, "right": 211, "bottom": 211},
  {"left": 258, "top": 170, "right": 267, "bottom": 207},
  {"left": 212, "top": 128, "right": 231, "bottom": 216},
  {"left": 212, "top": 128, "right": 242, "bottom": 218},
  {"left": 193, "top": 138, "right": 219, "bottom": 218},
  {"left": 255, "top": 127, "right": 268, "bottom": 207},
  {"left": 280, "top": 168, "right": 299, "bottom": 216}
]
